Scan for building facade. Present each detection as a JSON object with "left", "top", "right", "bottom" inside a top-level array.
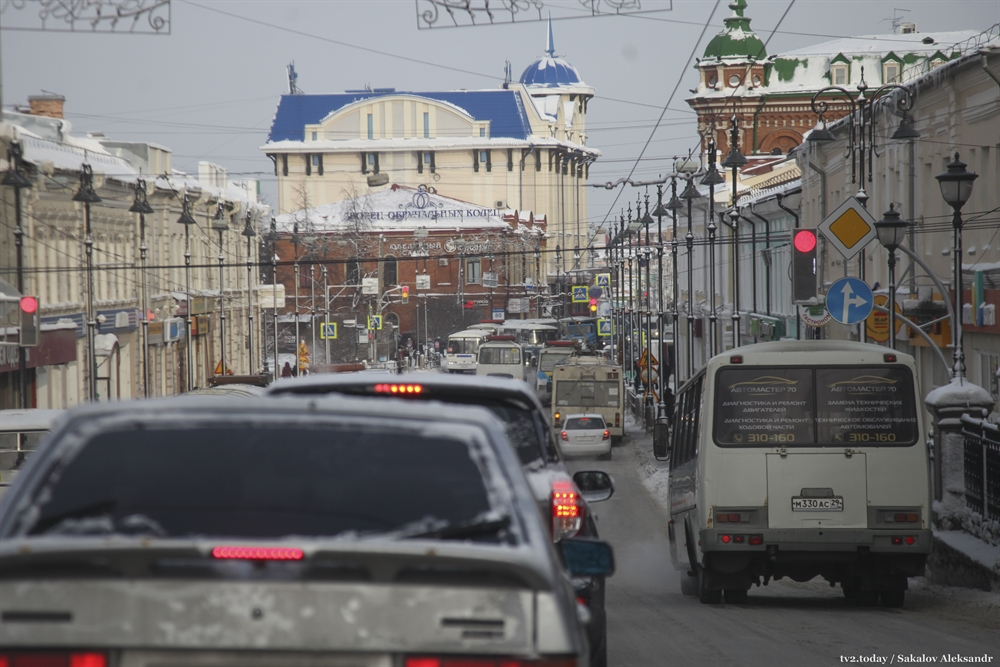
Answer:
[
  {"left": 269, "top": 184, "right": 548, "bottom": 366},
  {"left": 687, "top": 0, "right": 986, "bottom": 157},
  {"left": 1, "top": 95, "right": 269, "bottom": 408},
  {"left": 261, "top": 24, "right": 598, "bottom": 286}
]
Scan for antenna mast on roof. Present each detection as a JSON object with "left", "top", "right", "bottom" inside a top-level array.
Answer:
[
  {"left": 880, "top": 7, "right": 911, "bottom": 34},
  {"left": 287, "top": 61, "right": 303, "bottom": 95}
]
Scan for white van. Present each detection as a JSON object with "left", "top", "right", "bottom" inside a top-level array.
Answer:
[
  {"left": 443, "top": 329, "right": 491, "bottom": 374},
  {"left": 476, "top": 335, "right": 528, "bottom": 382}
]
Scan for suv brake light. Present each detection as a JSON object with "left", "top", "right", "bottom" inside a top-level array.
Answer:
[
  {"left": 406, "top": 657, "right": 575, "bottom": 667},
  {"left": 212, "top": 546, "right": 303, "bottom": 560},
  {"left": 374, "top": 383, "right": 423, "bottom": 395},
  {"left": 551, "top": 480, "right": 584, "bottom": 541}
]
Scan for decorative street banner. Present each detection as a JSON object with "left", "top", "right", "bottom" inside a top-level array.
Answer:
[{"left": 572, "top": 286, "right": 589, "bottom": 303}]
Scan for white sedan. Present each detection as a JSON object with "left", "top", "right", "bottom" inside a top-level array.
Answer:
[{"left": 559, "top": 413, "right": 612, "bottom": 460}]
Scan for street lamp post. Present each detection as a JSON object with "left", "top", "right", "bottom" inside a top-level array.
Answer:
[
  {"left": 721, "top": 116, "right": 748, "bottom": 350},
  {"left": 935, "top": 153, "right": 978, "bottom": 379},
  {"left": 680, "top": 174, "right": 701, "bottom": 379},
  {"left": 701, "top": 142, "right": 726, "bottom": 357},
  {"left": 667, "top": 177, "right": 681, "bottom": 386},
  {"left": 641, "top": 194, "right": 655, "bottom": 417},
  {"left": 651, "top": 184, "right": 669, "bottom": 415},
  {"left": 176, "top": 196, "right": 197, "bottom": 390},
  {"left": 212, "top": 204, "right": 229, "bottom": 376},
  {"left": 73, "top": 164, "right": 102, "bottom": 401},
  {"left": 874, "top": 204, "right": 912, "bottom": 349},
  {"left": 129, "top": 179, "right": 154, "bottom": 396},
  {"left": 4, "top": 141, "right": 33, "bottom": 408},
  {"left": 241, "top": 213, "right": 256, "bottom": 374}
]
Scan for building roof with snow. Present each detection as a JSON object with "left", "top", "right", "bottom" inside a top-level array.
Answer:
[
  {"left": 701, "top": 0, "right": 767, "bottom": 63},
  {"left": 519, "top": 17, "right": 586, "bottom": 88}
]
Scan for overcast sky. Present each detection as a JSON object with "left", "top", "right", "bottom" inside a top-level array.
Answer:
[{"left": 3, "top": 0, "right": 997, "bottom": 227}]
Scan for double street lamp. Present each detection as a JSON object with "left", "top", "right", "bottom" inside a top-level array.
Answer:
[
  {"left": 873, "top": 204, "right": 911, "bottom": 349},
  {"left": 177, "top": 196, "right": 197, "bottom": 391},
  {"left": 72, "top": 164, "right": 102, "bottom": 402},
  {"left": 720, "top": 116, "right": 748, "bottom": 350},
  {"left": 129, "top": 180, "right": 154, "bottom": 397}
]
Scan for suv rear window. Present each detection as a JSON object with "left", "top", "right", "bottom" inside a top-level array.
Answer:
[{"left": 22, "top": 425, "right": 494, "bottom": 540}]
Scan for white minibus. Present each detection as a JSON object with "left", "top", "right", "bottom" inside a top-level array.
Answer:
[
  {"left": 665, "top": 341, "right": 930, "bottom": 607},
  {"left": 443, "top": 329, "right": 490, "bottom": 374},
  {"left": 476, "top": 335, "right": 528, "bottom": 381}
]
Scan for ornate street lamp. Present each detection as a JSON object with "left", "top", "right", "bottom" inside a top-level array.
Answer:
[
  {"left": 874, "top": 204, "right": 911, "bottom": 349},
  {"left": 212, "top": 204, "right": 230, "bottom": 377},
  {"left": 680, "top": 174, "right": 701, "bottom": 379},
  {"left": 701, "top": 142, "right": 725, "bottom": 357},
  {"left": 177, "top": 196, "right": 197, "bottom": 391},
  {"left": 129, "top": 179, "right": 154, "bottom": 396},
  {"left": 665, "top": 176, "right": 682, "bottom": 385},
  {"left": 5, "top": 141, "right": 33, "bottom": 408},
  {"left": 721, "top": 117, "right": 747, "bottom": 349},
  {"left": 241, "top": 213, "right": 257, "bottom": 374},
  {"left": 73, "top": 164, "right": 102, "bottom": 401},
  {"left": 935, "top": 153, "right": 978, "bottom": 379}
]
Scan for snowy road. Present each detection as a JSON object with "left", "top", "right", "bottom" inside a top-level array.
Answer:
[{"left": 563, "top": 429, "right": 1000, "bottom": 667}]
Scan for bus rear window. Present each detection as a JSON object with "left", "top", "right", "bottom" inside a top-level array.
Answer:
[
  {"left": 714, "top": 366, "right": 917, "bottom": 447},
  {"left": 815, "top": 367, "right": 918, "bottom": 445}
]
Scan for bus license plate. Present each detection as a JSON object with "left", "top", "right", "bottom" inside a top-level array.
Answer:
[{"left": 791, "top": 497, "right": 843, "bottom": 511}]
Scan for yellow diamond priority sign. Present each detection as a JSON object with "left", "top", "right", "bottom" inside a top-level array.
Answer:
[{"left": 819, "top": 196, "right": 877, "bottom": 259}]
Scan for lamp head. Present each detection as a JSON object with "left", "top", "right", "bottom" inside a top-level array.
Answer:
[
  {"left": 806, "top": 119, "right": 836, "bottom": 143},
  {"left": 890, "top": 113, "right": 920, "bottom": 140},
  {"left": 874, "top": 203, "right": 911, "bottom": 251},
  {"left": 935, "top": 152, "right": 978, "bottom": 211}
]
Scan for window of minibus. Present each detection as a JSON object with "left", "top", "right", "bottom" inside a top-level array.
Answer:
[
  {"left": 539, "top": 350, "right": 574, "bottom": 372},
  {"left": 554, "top": 380, "right": 619, "bottom": 408},
  {"left": 479, "top": 346, "right": 521, "bottom": 365},
  {"left": 713, "top": 366, "right": 917, "bottom": 446},
  {"left": 447, "top": 337, "right": 481, "bottom": 355},
  {"left": 670, "top": 372, "right": 704, "bottom": 468}
]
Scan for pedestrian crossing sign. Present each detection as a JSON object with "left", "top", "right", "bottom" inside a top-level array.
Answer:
[
  {"left": 320, "top": 322, "right": 338, "bottom": 340},
  {"left": 596, "top": 273, "right": 611, "bottom": 288},
  {"left": 368, "top": 315, "right": 383, "bottom": 330},
  {"left": 598, "top": 319, "right": 613, "bottom": 336},
  {"left": 572, "top": 285, "right": 589, "bottom": 303}
]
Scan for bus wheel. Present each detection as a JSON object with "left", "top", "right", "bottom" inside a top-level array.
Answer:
[
  {"left": 879, "top": 590, "right": 905, "bottom": 608},
  {"left": 723, "top": 589, "right": 748, "bottom": 604},
  {"left": 698, "top": 568, "right": 722, "bottom": 605}
]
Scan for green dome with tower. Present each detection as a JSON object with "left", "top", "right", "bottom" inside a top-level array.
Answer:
[{"left": 703, "top": 0, "right": 767, "bottom": 62}]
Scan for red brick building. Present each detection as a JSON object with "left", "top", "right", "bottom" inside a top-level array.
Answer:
[{"left": 269, "top": 185, "right": 548, "bottom": 364}]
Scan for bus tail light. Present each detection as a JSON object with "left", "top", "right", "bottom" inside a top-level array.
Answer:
[
  {"left": 602, "top": 430, "right": 610, "bottom": 441},
  {"left": 748, "top": 535, "right": 763, "bottom": 545},
  {"left": 891, "top": 536, "right": 918, "bottom": 546},
  {"left": 886, "top": 513, "right": 919, "bottom": 523},
  {"left": 720, "top": 535, "right": 731, "bottom": 543},
  {"left": 0, "top": 653, "right": 107, "bottom": 667},
  {"left": 551, "top": 480, "right": 584, "bottom": 541},
  {"left": 614, "top": 413, "right": 620, "bottom": 428}
]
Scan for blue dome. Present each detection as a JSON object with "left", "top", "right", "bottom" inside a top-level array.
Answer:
[{"left": 519, "top": 57, "right": 583, "bottom": 87}]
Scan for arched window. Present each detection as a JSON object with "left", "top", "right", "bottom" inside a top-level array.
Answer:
[
  {"left": 346, "top": 257, "right": 360, "bottom": 285},
  {"left": 383, "top": 255, "right": 398, "bottom": 286}
]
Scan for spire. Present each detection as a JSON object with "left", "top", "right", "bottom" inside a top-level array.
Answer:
[
  {"left": 702, "top": 0, "right": 766, "bottom": 61},
  {"left": 545, "top": 13, "right": 555, "bottom": 57},
  {"left": 729, "top": 0, "right": 747, "bottom": 17}
]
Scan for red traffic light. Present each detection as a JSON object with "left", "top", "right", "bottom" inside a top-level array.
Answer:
[
  {"left": 794, "top": 229, "right": 817, "bottom": 253},
  {"left": 19, "top": 296, "right": 38, "bottom": 314}
]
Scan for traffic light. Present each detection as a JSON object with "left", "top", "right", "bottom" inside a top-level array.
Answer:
[
  {"left": 401, "top": 285, "right": 409, "bottom": 304},
  {"left": 589, "top": 297, "right": 598, "bottom": 313},
  {"left": 19, "top": 295, "right": 40, "bottom": 347},
  {"left": 792, "top": 229, "right": 818, "bottom": 302}
]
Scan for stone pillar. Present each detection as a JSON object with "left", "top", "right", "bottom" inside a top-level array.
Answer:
[{"left": 924, "top": 378, "right": 995, "bottom": 529}]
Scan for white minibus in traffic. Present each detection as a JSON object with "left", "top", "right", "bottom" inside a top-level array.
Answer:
[{"left": 665, "top": 341, "right": 929, "bottom": 607}]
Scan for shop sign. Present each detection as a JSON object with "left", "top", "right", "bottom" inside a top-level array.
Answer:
[{"left": 0, "top": 328, "right": 77, "bottom": 372}]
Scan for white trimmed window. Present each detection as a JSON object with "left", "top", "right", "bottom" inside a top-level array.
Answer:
[
  {"left": 883, "top": 62, "right": 900, "bottom": 83},
  {"left": 832, "top": 64, "right": 849, "bottom": 86}
]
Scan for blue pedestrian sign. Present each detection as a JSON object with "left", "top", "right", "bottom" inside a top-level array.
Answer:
[
  {"left": 596, "top": 273, "right": 611, "bottom": 288},
  {"left": 572, "top": 285, "right": 589, "bottom": 303},
  {"left": 319, "top": 322, "right": 338, "bottom": 340},
  {"left": 368, "top": 315, "right": 383, "bottom": 330},
  {"left": 827, "top": 277, "right": 874, "bottom": 325},
  {"left": 598, "top": 319, "right": 613, "bottom": 337}
]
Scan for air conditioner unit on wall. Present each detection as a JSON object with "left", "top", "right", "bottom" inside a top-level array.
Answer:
[{"left": 495, "top": 200, "right": 505, "bottom": 208}]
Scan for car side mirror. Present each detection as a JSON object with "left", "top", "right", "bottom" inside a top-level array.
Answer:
[
  {"left": 572, "top": 470, "right": 614, "bottom": 503},
  {"left": 653, "top": 418, "right": 670, "bottom": 460},
  {"left": 559, "top": 538, "right": 615, "bottom": 577}
]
